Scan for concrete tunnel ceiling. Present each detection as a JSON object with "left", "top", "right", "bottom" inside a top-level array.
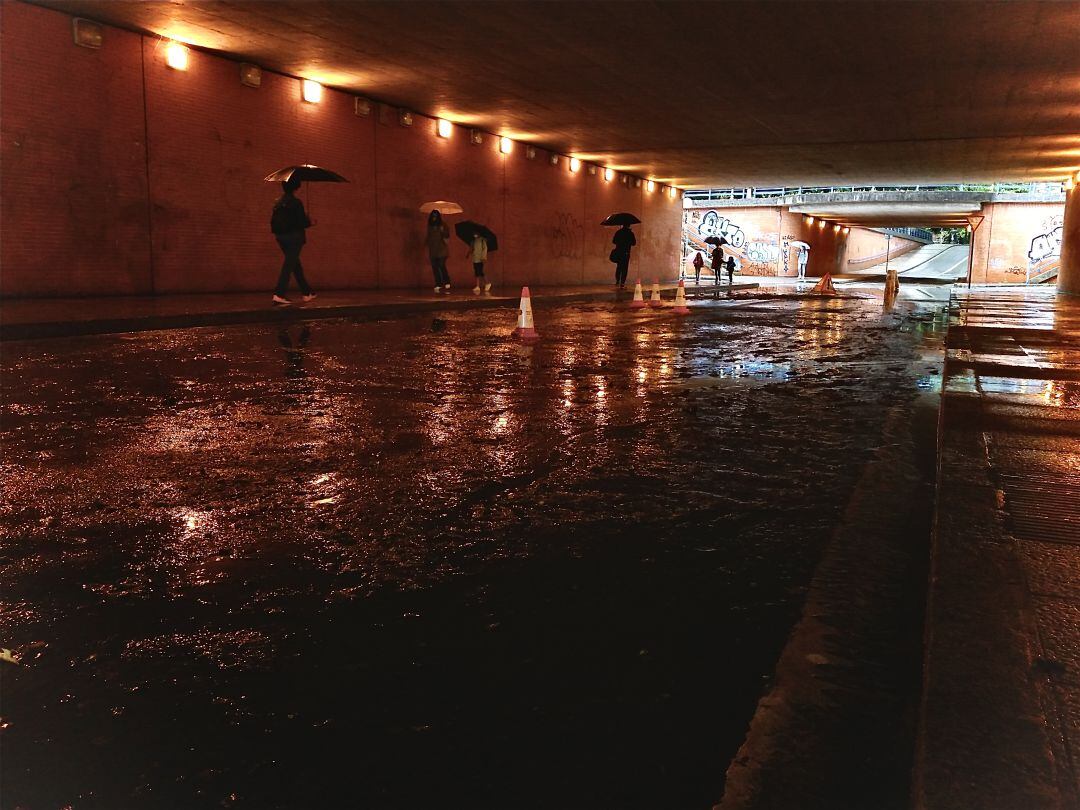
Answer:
[{"left": 32, "top": 0, "right": 1080, "bottom": 189}]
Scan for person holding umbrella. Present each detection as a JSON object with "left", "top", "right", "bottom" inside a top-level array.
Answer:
[
  {"left": 452, "top": 220, "right": 498, "bottom": 294},
  {"left": 264, "top": 164, "right": 348, "bottom": 306},
  {"left": 602, "top": 212, "right": 640, "bottom": 289},
  {"left": 426, "top": 210, "right": 452, "bottom": 293},
  {"left": 269, "top": 175, "right": 316, "bottom": 306}
]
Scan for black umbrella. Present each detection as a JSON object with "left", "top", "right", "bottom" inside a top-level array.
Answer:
[
  {"left": 703, "top": 236, "right": 728, "bottom": 246},
  {"left": 264, "top": 164, "right": 349, "bottom": 183},
  {"left": 601, "top": 212, "right": 642, "bottom": 226},
  {"left": 454, "top": 221, "right": 499, "bottom": 252}
]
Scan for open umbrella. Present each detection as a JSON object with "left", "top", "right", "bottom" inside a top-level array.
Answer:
[
  {"left": 454, "top": 221, "right": 498, "bottom": 252},
  {"left": 264, "top": 164, "right": 349, "bottom": 183},
  {"left": 601, "top": 212, "right": 642, "bottom": 226},
  {"left": 420, "top": 200, "right": 464, "bottom": 215},
  {"left": 790, "top": 240, "right": 811, "bottom": 251},
  {"left": 703, "top": 236, "right": 728, "bottom": 247}
]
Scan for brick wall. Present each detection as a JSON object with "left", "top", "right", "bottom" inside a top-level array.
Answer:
[
  {"left": 0, "top": 1, "right": 683, "bottom": 297},
  {"left": 971, "top": 202, "right": 1064, "bottom": 284}
]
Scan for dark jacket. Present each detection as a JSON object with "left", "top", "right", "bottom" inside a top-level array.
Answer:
[
  {"left": 271, "top": 194, "right": 311, "bottom": 242},
  {"left": 711, "top": 247, "right": 724, "bottom": 269},
  {"left": 612, "top": 227, "right": 637, "bottom": 256}
]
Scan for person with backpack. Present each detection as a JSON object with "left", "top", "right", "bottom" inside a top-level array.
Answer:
[
  {"left": 692, "top": 251, "right": 705, "bottom": 285},
  {"left": 269, "top": 176, "right": 316, "bottom": 306},
  {"left": 611, "top": 223, "right": 636, "bottom": 289}
]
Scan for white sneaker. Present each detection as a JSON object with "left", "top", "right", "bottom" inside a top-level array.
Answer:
[
  {"left": 302, "top": 293, "right": 317, "bottom": 302},
  {"left": 272, "top": 295, "right": 291, "bottom": 305},
  {"left": 484, "top": 282, "right": 492, "bottom": 292},
  {"left": 444, "top": 284, "right": 451, "bottom": 291},
  {"left": 473, "top": 285, "right": 481, "bottom": 294},
  {"left": 434, "top": 286, "right": 442, "bottom": 294}
]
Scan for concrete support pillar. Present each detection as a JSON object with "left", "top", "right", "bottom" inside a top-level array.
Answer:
[{"left": 1059, "top": 180, "right": 1080, "bottom": 294}]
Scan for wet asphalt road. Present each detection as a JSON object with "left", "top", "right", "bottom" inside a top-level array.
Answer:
[{"left": 0, "top": 292, "right": 946, "bottom": 810}]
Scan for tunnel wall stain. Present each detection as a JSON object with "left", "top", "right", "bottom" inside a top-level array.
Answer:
[{"left": 0, "top": 1, "right": 684, "bottom": 296}]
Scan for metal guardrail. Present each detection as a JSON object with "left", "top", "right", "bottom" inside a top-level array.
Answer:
[
  {"left": 685, "top": 182, "right": 1061, "bottom": 201},
  {"left": 880, "top": 226, "right": 934, "bottom": 242}
]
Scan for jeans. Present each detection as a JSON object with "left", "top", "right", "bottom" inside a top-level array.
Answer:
[
  {"left": 275, "top": 234, "right": 312, "bottom": 296},
  {"left": 614, "top": 256, "right": 630, "bottom": 286},
  {"left": 430, "top": 257, "right": 450, "bottom": 286}
]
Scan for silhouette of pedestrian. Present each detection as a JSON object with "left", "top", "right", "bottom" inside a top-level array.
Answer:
[
  {"left": 427, "top": 210, "right": 452, "bottom": 293},
  {"left": 693, "top": 251, "right": 704, "bottom": 285},
  {"left": 611, "top": 224, "right": 637, "bottom": 289},
  {"left": 270, "top": 177, "right": 316, "bottom": 306},
  {"left": 726, "top": 255, "right": 735, "bottom": 285},
  {"left": 711, "top": 245, "right": 724, "bottom": 285}
]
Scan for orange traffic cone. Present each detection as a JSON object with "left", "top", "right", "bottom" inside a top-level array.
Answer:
[
  {"left": 630, "top": 279, "right": 647, "bottom": 309},
  {"left": 672, "top": 280, "right": 690, "bottom": 314},
  {"left": 648, "top": 280, "right": 663, "bottom": 308},
  {"left": 512, "top": 286, "right": 540, "bottom": 340},
  {"left": 810, "top": 273, "right": 837, "bottom": 295}
]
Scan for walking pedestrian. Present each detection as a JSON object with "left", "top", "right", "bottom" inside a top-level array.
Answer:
[
  {"left": 467, "top": 234, "right": 491, "bottom": 294},
  {"left": 711, "top": 245, "right": 724, "bottom": 285},
  {"left": 611, "top": 223, "right": 637, "bottom": 289},
  {"left": 269, "top": 176, "right": 316, "bottom": 306},
  {"left": 726, "top": 255, "right": 736, "bottom": 285},
  {"left": 692, "top": 251, "right": 704, "bottom": 285},
  {"left": 427, "top": 210, "right": 452, "bottom": 293},
  {"left": 797, "top": 245, "right": 809, "bottom": 280}
]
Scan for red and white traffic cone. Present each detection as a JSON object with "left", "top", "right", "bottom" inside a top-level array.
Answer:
[
  {"left": 672, "top": 280, "right": 690, "bottom": 315},
  {"left": 512, "top": 286, "right": 540, "bottom": 340},
  {"left": 810, "top": 273, "right": 837, "bottom": 295},
  {"left": 629, "top": 279, "right": 647, "bottom": 309},
  {"left": 648, "top": 280, "right": 663, "bottom": 308}
]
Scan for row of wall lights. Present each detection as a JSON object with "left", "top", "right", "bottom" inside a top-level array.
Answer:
[
  {"left": 804, "top": 216, "right": 850, "bottom": 234},
  {"left": 101, "top": 25, "right": 682, "bottom": 203}
]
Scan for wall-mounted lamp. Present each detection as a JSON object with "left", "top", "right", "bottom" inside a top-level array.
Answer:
[
  {"left": 72, "top": 18, "right": 103, "bottom": 49},
  {"left": 470, "top": 129, "right": 483, "bottom": 145},
  {"left": 302, "top": 79, "right": 322, "bottom": 103},
  {"left": 631, "top": 177, "right": 639, "bottom": 188},
  {"left": 549, "top": 154, "right": 560, "bottom": 167},
  {"left": 526, "top": 146, "right": 537, "bottom": 160},
  {"left": 806, "top": 216, "right": 814, "bottom": 225},
  {"left": 669, "top": 187, "right": 678, "bottom": 199},
  {"left": 587, "top": 164, "right": 597, "bottom": 176},
  {"left": 818, "top": 219, "right": 827, "bottom": 228},
  {"left": 646, "top": 180, "right": 655, "bottom": 192},
  {"left": 569, "top": 158, "right": 581, "bottom": 173},
  {"left": 842, "top": 227, "right": 850, "bottom": 234},
  {"left": 603, "top": 168, "right": 614, "bottom": 181},
  {"left": 399, "top": 110, "right": 414, "bottom": 126},
  {"left": 354, "top": 97, "right": 371, "bottom": 116},
  {"left": 437, "top": 119, "right": 452, "bottom": 138},
  {"left": 165, "top": 41, "right": 189, "bottom": 70},
  {"left": 239, "top": 63, "right": 261, "bottom": 87},
  {"left": 500, "top": 136, "right": 513, "bottom": 154},
  {"left": 833, "top": 224, "right": 841, "bottom": 232}
]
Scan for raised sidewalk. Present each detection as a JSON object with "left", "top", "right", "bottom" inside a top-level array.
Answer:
[
  {"left": 916, "top": 287, "right": 1080, "bottom": 809},
  {"left": 0, "top": 282, "right": 762, "bottom": 341}
]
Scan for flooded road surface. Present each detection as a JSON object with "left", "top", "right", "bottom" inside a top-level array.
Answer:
[{"left": 1, "top": 292, "right": 947, "bottom": 809}]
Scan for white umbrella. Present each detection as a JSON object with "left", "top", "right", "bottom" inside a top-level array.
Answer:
[
  {"left": 419, "top": 200, "right": 463, "bottom": 215},
  {"left": 790, "top": 240, "right": 811, "bottom": 251}
]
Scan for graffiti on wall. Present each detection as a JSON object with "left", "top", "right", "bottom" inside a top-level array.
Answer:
[
  {"left": 696, "top": 210, "right": 746, "bottom": 248},
  {"left": 551, "top": 212, "right": 584, "bottom": 260},
  {"left": 1028, "top": 215, "right": 1063, "bottom": 268}
]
